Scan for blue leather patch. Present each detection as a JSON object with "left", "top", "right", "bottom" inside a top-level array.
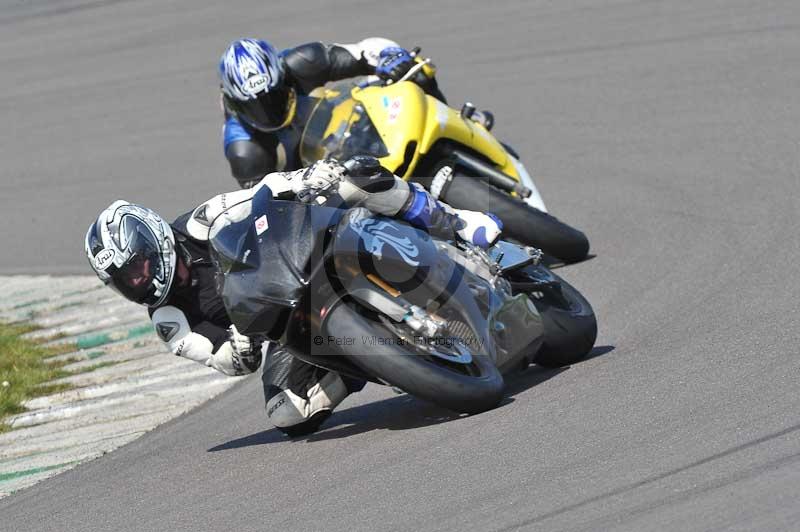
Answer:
[
  {"left": 472, "top": 227, "right": 489, "bottom": 248},
  {"left": 223, "top": 116, "right": 252, "bottom": 151},
  {"left": 402, "top": 187, "right": 433, "bottom": 227}
]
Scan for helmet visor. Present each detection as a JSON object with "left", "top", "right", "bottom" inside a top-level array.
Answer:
[
  {"left": 108, "top": 219, "right": 164, "bottom": 306},
  {"left": 227, "top": 87, "right": 295, "bottom": 132}
]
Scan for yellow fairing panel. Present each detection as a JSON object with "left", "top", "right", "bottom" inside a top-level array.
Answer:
[
  {"left": 355, "top": 81, "right": 518, "bottom": 181},
  {"left": 355, "top": 83, "right": 428, "bottom": 175},
  {"left": 427, "top": 102, "right": 525, "bottom": 183},
  {"left": 300, "top": 80, "right": 524, "bottom": 180}
]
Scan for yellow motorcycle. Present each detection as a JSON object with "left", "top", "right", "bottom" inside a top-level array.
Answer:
[{"left": 298, "top": 60, "right": 589, "bottom": 263}]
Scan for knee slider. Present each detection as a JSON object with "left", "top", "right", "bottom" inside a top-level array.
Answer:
[
  {"left": 226, "top": 141, "right": 272, "bottom": 186},
  {"left": 265, "top": 372, "right": 349, "bottom": 429},
  {"left": 266, "top": 388, "right": 311, "bottom": 428}
]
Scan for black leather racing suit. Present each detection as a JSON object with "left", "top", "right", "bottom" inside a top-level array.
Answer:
[{"left": 149, "top": 209, "right": 363, "bottom": 437}]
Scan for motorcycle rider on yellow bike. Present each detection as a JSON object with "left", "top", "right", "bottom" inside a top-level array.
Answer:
[{"left": 219, "top": 38, "right": 490, "bottom": 188}]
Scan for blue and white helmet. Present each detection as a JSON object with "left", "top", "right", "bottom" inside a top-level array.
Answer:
[
  {"left": 85, "top": 201, "right": 177, "bottom": 308},
  {"left": 219, "top": 39, "right": 296, "bottom": 132}
]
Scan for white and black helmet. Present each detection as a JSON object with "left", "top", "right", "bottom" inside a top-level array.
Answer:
[{"left": 85, "top": 201, "right": 177, "bottom": 308}]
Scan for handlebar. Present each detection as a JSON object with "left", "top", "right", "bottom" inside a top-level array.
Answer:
[{"left": 386, "top": 57, "right": 432, "bottom": 86}]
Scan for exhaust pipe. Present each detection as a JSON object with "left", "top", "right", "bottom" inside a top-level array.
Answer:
[{"left": 450, "top": 150, "right": 532, "bottom": 199}]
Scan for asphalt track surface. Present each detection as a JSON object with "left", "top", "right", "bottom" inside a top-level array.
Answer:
[{"left": 2, "top": 0, "right": 800, "bottom": 530}]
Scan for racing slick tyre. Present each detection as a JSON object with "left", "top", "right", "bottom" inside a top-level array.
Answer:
[
  {"left": 436, "top": 167, "right": 590, "bottom": 263},
  {"left": 530, "top": 274, "right": 597, "bottom": 367},
  {"left": 323, "top": 301, "right": 505, "bottom": 414}
]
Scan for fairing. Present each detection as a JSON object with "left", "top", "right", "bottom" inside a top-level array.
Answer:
[
  {"left": 298, "top": 79, "right": 533, "bottom": 187},
  {"left": 209, "top": 188, "right": 544, "bottom": 376},
  {"left": 209, "top": 186, "right": 342, "bottom": 338}
]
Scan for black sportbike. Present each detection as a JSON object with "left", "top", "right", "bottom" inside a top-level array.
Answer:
[{"left": 208, "top": 185, "right": 597, "bottom": 414}]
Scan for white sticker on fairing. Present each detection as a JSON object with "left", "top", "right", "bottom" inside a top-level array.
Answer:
[
  {"left": 254, "top": 214, "right": 269, "bottom": 235},
  {"left": 242, "top": 74, "right": 269, "bottom": 96},
  {"left": 434, "top": 100, "right": 449, "bottom": 132},
  {"left": 94, "top": 249, "right": 116, "bottom": 271},
  {"left": 387, "top": 97, "right": 402, "bottom": 124}
]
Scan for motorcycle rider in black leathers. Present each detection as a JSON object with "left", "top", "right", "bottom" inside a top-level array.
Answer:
[
  {"left": 219, "top": 38, "right": 488, "bottom": 188},
  {"left": 85, "top": 157, "right": 503, "bottom": 437}
]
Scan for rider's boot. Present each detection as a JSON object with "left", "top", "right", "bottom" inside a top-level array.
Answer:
[
  {"left": 400, "top": 183, "right": 503, "bottom": 248},
  {"left": 263, "top": 346, "right": 366, "bottom": 437},
  {"left": 338, "top": 155, "right": 503, "bottom": 248}
]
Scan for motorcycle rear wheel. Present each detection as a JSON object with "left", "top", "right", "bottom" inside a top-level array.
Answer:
[{"left": 323, "top": 302, "right": 505, "bottom": 414}]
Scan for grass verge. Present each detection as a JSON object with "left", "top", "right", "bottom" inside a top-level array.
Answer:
[{"left": 0, "top": 323, "right": 75, "bottom": 433}]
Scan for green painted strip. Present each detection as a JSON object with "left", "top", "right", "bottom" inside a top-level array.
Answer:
[
  {"left": 76, "top": 334, "right": 113, "bottom": 350},
  {"left": 53, "top": 301, "right": 84, "bottom": 311},
  {"left": 61, "top": 286, "right": 103, "bottom": 298},
  {"left": 87, "top": 350, "right": 106, "bottom": 360},
  {"left": 77, "top": 334, "right": 114, "bottom": 350},
  {"left": 127, "top": 324, "right": 154, "bottom": 339},
  {"left": 0, "top": 461, "right": 76, "bottom": 483},
  {"left": 0, "top": 431, "right": 142, "bottom": 468},
  {"left": 8, "top": 289, "right": 32, "bottom": 299},
  {"left": 12, "top": 298, "right": 48, "bottom": 310},
  {"left": 75, "top": 324, "right": 153, "bottom": 350}
]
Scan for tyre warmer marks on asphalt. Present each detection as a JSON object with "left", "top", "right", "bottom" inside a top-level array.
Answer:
[{"left": 0, "top": 275, "right": 243, "bottom": 498}]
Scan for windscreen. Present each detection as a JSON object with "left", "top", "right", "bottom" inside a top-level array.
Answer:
[
  {"left": 208, "top": 188, "right": 342, "bottom": 338},
  {"left": 207, "top": 201, "right": 257, "bottom": 274},
  {"left": 300, "top": 90, "right": 388, "bottom": 165}
]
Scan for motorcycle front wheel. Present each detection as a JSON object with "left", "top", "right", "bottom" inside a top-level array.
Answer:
[
  {"left": 323, "top": 301, "right": 505, "bottom": 414},
  {"left": 439, "top": 169, "right": 590, "bottom": 263},
  {"left": 524, "top": 273, "right": 598, "bottom": 367}
]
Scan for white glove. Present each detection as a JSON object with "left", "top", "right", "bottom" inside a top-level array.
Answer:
[
  {"left": 228, "top": 324, "right": 254, "bottom": 357},
  {"left": 453, "top": 210, "right": 503, "bottom": 248},
  {"left": 291, "top": 159, "right": 346, "bottom": 203},
  {"left": 207, "top": 325, "right": 262, "bottom": 376}
]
